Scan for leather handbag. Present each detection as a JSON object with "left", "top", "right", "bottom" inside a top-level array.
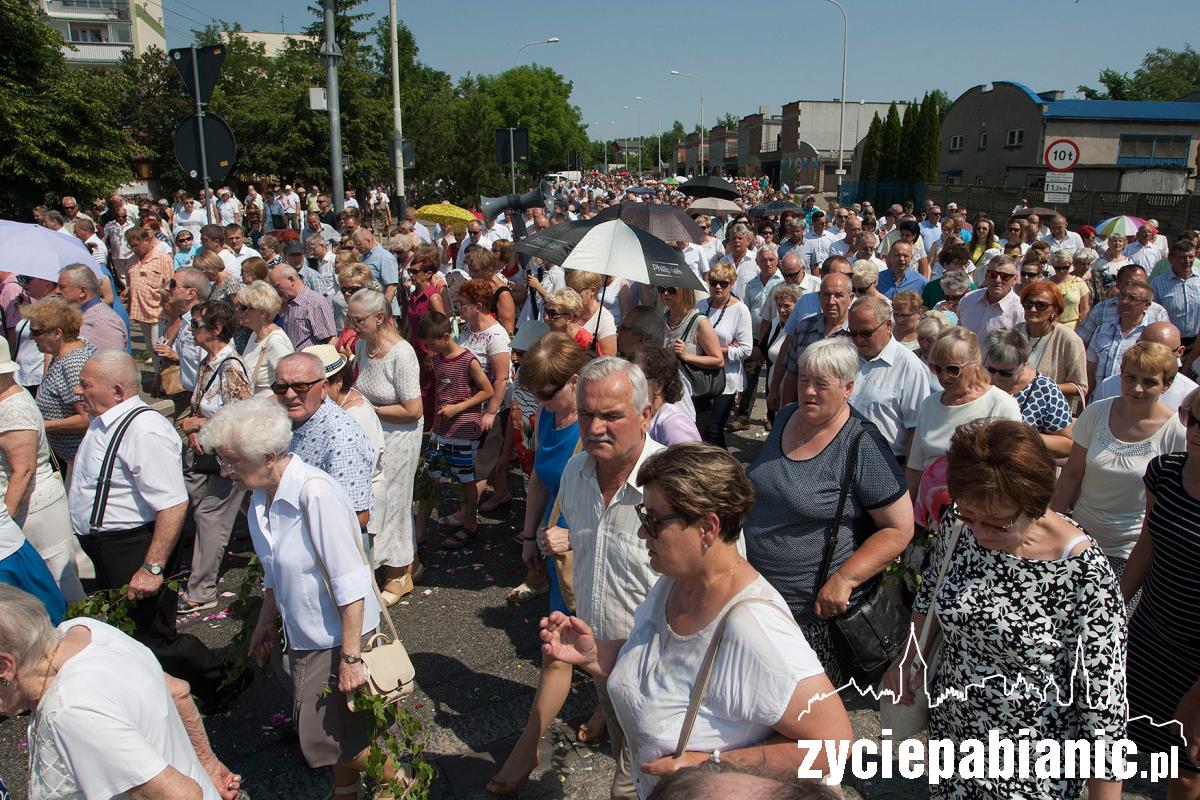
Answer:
[
  {"left": 188, "top": 357, "right": 249, "bottom": 475},
  {"left": 676, "top": 312, "right": 726, "bottom": 401},
  {"left": 300, "top": 477, "right": 416, "bottom": 710},
  {"left": 878, "top": 519, "right": 962, "bottom": 741},
  {"left": 159, "top": 364, "right": 184, "bottom": 396},
  {"left": 819, "top": 428, "right": 909, "bottom": 688}
]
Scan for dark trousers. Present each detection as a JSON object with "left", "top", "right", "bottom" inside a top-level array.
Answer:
[
  {"left": 78, "top": 525, "right": 226, "bottom": 705},
  {"left": 695, "top": 392, "right": 736, "bottom": 448},
  {"left": 735, "top": 361, "right": 764, "bottom": 420}
]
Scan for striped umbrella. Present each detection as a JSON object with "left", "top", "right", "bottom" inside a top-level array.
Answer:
[{"left": 1094, "top": 215, "right": 1147, "bottom": 238}]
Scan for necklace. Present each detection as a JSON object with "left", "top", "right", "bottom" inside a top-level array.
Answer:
[
  {"left": 38, "top": 640, "right": 62, "bottom": 702},
  {"left": 706, "top": 296, "right": 731, "bottom": 330}
]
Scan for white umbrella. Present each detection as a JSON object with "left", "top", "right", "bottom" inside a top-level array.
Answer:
[{"left": 0, "top": 220, "right": 104, "bottom": 281}]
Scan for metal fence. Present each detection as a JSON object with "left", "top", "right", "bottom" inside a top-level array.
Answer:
[{"left": 838, "top": 181, "right": 1200, "bottom": 235}]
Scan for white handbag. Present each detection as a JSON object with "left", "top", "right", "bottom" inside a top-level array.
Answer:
[{"left": 878, "top": 520, "right": 961, "bottom": 741}]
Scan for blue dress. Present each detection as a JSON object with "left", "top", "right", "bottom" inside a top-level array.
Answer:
[{"left": 535, "top": 407, "right": 580, "bottom": 615}]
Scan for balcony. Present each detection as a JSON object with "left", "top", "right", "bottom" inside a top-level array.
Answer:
[
  {"left": 63, "top": 40, "right": 129, "bottom": 64},
  {"left": 1116, "top": 156, "right": 1188, "bottom": 167}
]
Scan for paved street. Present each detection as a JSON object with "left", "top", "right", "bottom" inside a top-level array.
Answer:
[{"left": 0, "top": 402, "right": 1171, "bottom": 799}]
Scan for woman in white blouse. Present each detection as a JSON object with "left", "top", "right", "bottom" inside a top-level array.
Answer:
[
  {"left": 541, "top": 443, "right": 851, "bottom": 799},
  {"left": 200, "top": 397, "right": 407, "bottom": 797},
  {"left": 235, "top": 280, "right": 294, "bottom": 396},
  {"left": 696, "top": 261, "right": 753, "bottom": 448}
]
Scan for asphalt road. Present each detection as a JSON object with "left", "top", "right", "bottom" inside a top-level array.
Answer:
[{"left": 0, "top": 408, "right": 1171, "bottom": 799}]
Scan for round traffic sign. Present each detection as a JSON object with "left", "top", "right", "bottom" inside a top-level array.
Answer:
[{"left": 1044, "top": 139, "right": 1080, "bottom": 172}]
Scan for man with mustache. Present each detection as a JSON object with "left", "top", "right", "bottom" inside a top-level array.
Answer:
[{"left": 538, "top": 357, "right": 662, "bottom": 800}]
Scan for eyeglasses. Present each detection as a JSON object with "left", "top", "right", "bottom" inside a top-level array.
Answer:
[
  {"left": 955, "top": 506, "right": 1021, "bottom": 533},
  {"left": 1118, "top": 292, "right": 1149, "bottom": 304},
  {"left": 708, "top": 279, "right": 730, "bottom": 289},
  {"left": 1022, "top": 299, "right": 1052, "bottom": 312},
  {"left": 985, "top": 270, "right": 1016, "bottom": 281},
  {"left": 928, "top": 362, "right": 967, "bottom": 378},
  {"left": 943, "top": 293, "right": 965, "bottom": 303},
  {"left": 534, "top": 382, "right": 565, "bottom": 402},
  {"left": 847, "top": 319, "right": 886, "bottom": 338},
  {"left": 347, "top": 314, "right": 374, "bottom": 327},
  {"left": 28, "top": 327, "right": 49, "bottom": 337},
  {"left": 985, "top": 363, "right": 1019, "bottom": 378},
  {"left": 270, "top": 378, "right": 324, "bottom": 395},
  {"left": 234, "top": 303, "right": 251, "bottom": 313},
  {"left": 656, "top": 286, "right": 677, "bottom": 296},
  {"left": 781, "top": 270, "right": 803, "bottom": 280},
  {"left": 542, "top": 309, "right": 570, "bottom": 320},
  {"left": 634, "top": 502, "right": 686, "bottom": 539},
  {"left": 698, "top": 225, "right": 710, "bottom": 231},
  {"left": 1020, "top": 271, "right": 1041, "bottom": 279},
  {"left": 168, "top": 279, "right": 178, "bottom": 289},
  {"left": 852, "top": 285, "right": 873, "bottom": 296}
]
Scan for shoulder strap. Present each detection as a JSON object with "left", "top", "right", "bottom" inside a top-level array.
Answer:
[
  {"left": 816, "top": 427, "right": 869, "bottom": 588},
  {"left": 89, "top": 407, "right": 154, "bottom": 533},
  {"left": 678, "top": 310, "right": 701, "bottom": 343},
  {"left": 297, "top": 475, "right": 400, "bottom": 643},
  {"left": 544, "top": 438, "right": 584, "bottom": 528},
  {"left": 673, "top": 596, "right": 795, "bottom": 757},
  {"left": 915, "top": 517, "right": 963, "bottom": 651},
  {"left": 199, "top": 355, "right": 248, "bottom": 396}
]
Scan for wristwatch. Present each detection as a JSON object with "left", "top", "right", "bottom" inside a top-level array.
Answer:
[
  {"left": 142, "top": 562, "right": 164, "bottom": 576},
  {"left": 341, "top": 653, "right": 364, "bottom": 665}
]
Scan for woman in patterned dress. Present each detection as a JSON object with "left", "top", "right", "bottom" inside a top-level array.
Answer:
[
  {"left": 983, "top": 329, "right": 1074, "bottom": 458},
  {"left": 887, "top": 419, "right": 1126, "bottom": 799},
  {"left": 23, "top": 298, "right": 95, "bottom": 473}
]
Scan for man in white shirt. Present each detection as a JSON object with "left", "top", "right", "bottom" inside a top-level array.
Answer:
[
  {"left": 71, "top": 217, "right": 109, "bottom": 268},
  {"left": 485, "top": 217, "right": 512, "bottom": 243},
  {"left": 404, "top": 207, "right": 432, "bottom": 244},
  {"left": 173, "top": 195, "right": 207, "bottom": 237},
  {"left": 243, "top": 185, "right": 264, "bottom": 214},
  {"left": 343, "top": 189, "right": 359, "bottom": 210},
  {"left": 1125, "top": 225, "right": 1165, "bottom": 269},
  {"left": 919, "top": 206, "right": 943, "bottom": 253},
  {"left": 1041, "top": 214, "right": 1083, "bottom": 254},
  {"left": 719, "top": 222, "right": 757, "bottom": 298},
  {"left": 673, "top": 239, "right": 708, "bottom": 282},
  {"left": 802, "top": 211, "right": 839, "bottom": 274},
  {"left": 199, "top": 225, "right": 239, "bottom": 274},
  {"left": 540, "top": 357, "right": 661, "bottom": 800},
  {"left": 777, "top": 218, "right": 807, "bottom": 261},
  {"left": 70, "top": 350, "right": 228, "bottom": 709},
  {"left": 280, "top": 185, "right": 301, "bottom": 230},
  {"left": 215, "top": 189, "right": 241, "bottom": 226},
  {"left": 847, "top": 297, "right": 931, "bottom": 461},
  {"left": 302, "top": 210, "right": 341, "bottom": 247},
  {"left": 829, "top": 215, "right": 862, "bottom": 256},
  {"left": 224, "top": 224, "right": 259, "bottom": 266},
  {"left": 1095, "top": 322, "right": 1198, "bottom": 408},
  {"left": 956, "top": 255, "right": 1025, "bottom": 342}
]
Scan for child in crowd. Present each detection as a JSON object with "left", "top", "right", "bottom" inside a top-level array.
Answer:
[{"left": 415, "top": 311, "right": 493, "bottom": 548}]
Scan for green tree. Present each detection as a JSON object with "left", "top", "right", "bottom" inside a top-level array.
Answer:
[
  {"left": 928, "top": 89, "right": 952, "bottom": 121},
  {"left": 916, "top": 93, "right": 942, "bottom": 183},
  {"left": 858, "top": 113, "right": 882, "bottom": 184},
  {"left": 716, "top": 112, "right": 739, "bottom": 130},
  {"left": 0, "top": 0, "right": 135, "bottom": 216},
  {"left": 878, "top": 102, "right": 902, "bottom": 183},
  {"left": 897, "top": 100, "right": 918, "bottom": 184},
  {"left": 1078, "top": 46, "right": 1200, "bottom": 101},
  {"left": 446, "top": 76, "right": 505, "bottom": 204},
  {"left": 115, "top": 46, "right": 192, "bottom": 190}
]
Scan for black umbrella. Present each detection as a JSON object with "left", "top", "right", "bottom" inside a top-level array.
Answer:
[
  {"left": 749, "top": 200, "right": 803, "bottom": 217},
  {"left": 678, "top": 175, "right": 739, "bottom": 200},
  {"left": 512, "top": 216, "right": 707, "bottom": 293},
  {"left": 624, "top": 186, "right": 656, "bottom": 196},
  {"left": 594, "top": 201, "right": 707, "bottom": 244}
]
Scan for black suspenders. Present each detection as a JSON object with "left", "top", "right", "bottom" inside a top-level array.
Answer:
[{"left": 88, "top": 407, "right": 153, "bottom": 535}]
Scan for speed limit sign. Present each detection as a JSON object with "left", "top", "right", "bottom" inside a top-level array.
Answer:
[{"left": 1044, "top": 139, "right": 1080, "bottom": 172}]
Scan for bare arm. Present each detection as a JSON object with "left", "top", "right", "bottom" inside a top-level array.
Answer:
[
  {"left": 165, "top": 674, "right": 240, "bottom": 800},
  {"left": 767, "top": 336, "right": 791, "bottom": 411},
  {"left": 43, "top": 401, "right": 90, "bottom": 436},
  {"left": 814, "top": 494, "right": 914, "bottom": 620},
  {"left": 127, "top": 500, "right": 187, "bottom": 601},
  {"left": 0, "top": 429, "right": 38, "bottom": 518},
  {"left": 1121, "top": 491, "right": 1154, "bottom": 602},
  {"left": 677, "top": 316, "right": 723, "bottom": 369},
  {"left": 1085, "top": 360, "right": 1097, "bottom": 399},
  {"left": 496, "top": 291, "right": 516, "bottom": 335},
  {"left": 1040, "top": 421, "right": 1075, "bottom": 458},
  {"left": 127, "top": 766, "right": 203, "bottom": 800},
  {"left": 374, "top": 395, "right": 423, "bottom": 426},
  {"left": 1050, "top": 443, "right": 1087, "bottom": 514}
]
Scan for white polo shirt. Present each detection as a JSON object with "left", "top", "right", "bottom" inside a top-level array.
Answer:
[
  {"left": 849, "top": 337, "right": 932, "bottom": 457},
  {"left": 69, "top": 396, "right": 188, "bottom": 535}
]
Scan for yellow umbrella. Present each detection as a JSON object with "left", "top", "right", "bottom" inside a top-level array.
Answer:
[{"left": 414, "top": 202, "right": 478, "bottom": 228}]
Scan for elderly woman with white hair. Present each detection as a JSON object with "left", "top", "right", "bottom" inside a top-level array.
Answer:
[
  {"left": 0, "top": 584, "right": 239, "bottom": 799},
  {"left": 850, "top": 259, "right": 889, "bottom": 304},
  {"left": 199, "top": 396, "right": 407, "bottom": 797},
  {"left": 742, "top": 338, "right": 914, "bottom": 682},
  {"left": 235, "top": 279, "right": 294, "bottom": 396},
  {"left": 983, "top": 328, "right": 1075, "bottom": 457}
]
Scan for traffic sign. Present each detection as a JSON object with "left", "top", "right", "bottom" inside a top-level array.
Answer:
[
  {"left": 1045, "top": 175, "right": 1074, "bottom": 194},
  {"left": 1044, "top": 139, "right": 1080, "bottom": 172},
  {"left": 169, "top": 45, "right": 226, "bottom": 105},
  {"left": 174, "top": 113, "right": 237, "bottom": 184},
  {"left": 1043, "top": 192, "right": 1071, "bottom": 203}
]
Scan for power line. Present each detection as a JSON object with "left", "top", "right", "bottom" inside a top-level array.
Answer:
[{"left": 138, "top": 0, "right": 213, "bottom": 32}]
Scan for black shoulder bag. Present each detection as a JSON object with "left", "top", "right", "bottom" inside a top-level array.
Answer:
[
  {"left": 819, "top": 426, "right": 910, "bottom": 688},
  {"left": 676, "top": 312, "right": 726, "bottom": 401},
  {"left": 190, "top": 356, "right": 248, "bottom": 474}
]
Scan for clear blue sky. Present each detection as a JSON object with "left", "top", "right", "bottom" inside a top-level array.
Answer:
[{"left": 163, "top": 0, "right": 1200, "bottom": 141}]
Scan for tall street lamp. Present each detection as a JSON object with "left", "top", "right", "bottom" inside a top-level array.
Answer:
[
  {"left": 635, "top": 96, "right": 662, "bottom": 176},
  {"left": 623, "top": 105, "right": 642, "bottom": 175},
  {"left": 824, "top": 0, "right": 849, "bottom": 193},
  {"left": 516, "top": 37, "right": 560, "bottom": 62},
  {"left": 670, "top": 70, "right": 704, "bottom": 174}
]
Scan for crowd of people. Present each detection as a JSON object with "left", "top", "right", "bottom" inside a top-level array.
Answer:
[{"left": 0, "top": 177, "right": 1197, "bottom": 800}]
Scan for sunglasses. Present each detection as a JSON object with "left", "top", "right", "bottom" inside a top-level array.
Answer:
[
  {"left": 708, "top": 279, "right": 730, "bottom": 289},
  {"left": 188, "top": 318, "right": 208, "bottom": 329},
  {"left": 847, "top": 320, "right": 886, "bottom": 338},
  {"left": 28, "top": 327, "right": 50, "bottom": 337},
  {"left": 534, "top": 382, "right": 566, "bottom": 402},
  {"left": 928, "top": 362, "right": 966, "bottom": 378},
  {"left": 542, "top": 309, "right": 570, "bottom": 320},
  {"left": 656, "top": 286, "right": 677, "bottom": 296},
  {"left": 270, "top": 378, "right": 324, "bottom": 395},
  {"left": 985, "top": 270, "right": 1016, "bottom": 281},
  {"left": 853, "top": 286, "right": 873, "bottom": 296},
  {"left": 1022, "top": 299, "right": 1052, "bottom": 312},
  {"left": 235, "top": 303, "right": 251, "bottom": 313},
  {"left": 168, "top": 279, "right": 178, "bottom": 289},
  {"left": 985, "top": 363, "right": 1019, "bottom": 378},
  {"left": 341, "top": 285, "right": 365, "bottom": 296},
  {"left": 943, "top": 293, "right": 965, "bottom": 303},
  {"left": 634, "top": 502, "right": 686, "bottom": 539}
]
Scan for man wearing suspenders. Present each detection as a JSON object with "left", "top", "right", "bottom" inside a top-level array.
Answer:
[{"left": 68, "top": 350, "right": 227, "bottom": 709}]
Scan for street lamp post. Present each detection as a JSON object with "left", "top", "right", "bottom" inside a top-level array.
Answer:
[
  {"left": 825, "top": 0, "right": 849, "bottom": 194},
  {"left": 515, "top": 37, "right": 560, "bottom": 63},
  {"left": 623, "top": 105, "right": 642, "bottom": 175},
  {"left": 670, "top": 70, "right": 704, "bottom": 175},
  {"left": 635, "top": 96, "right": 662, "bottom": 176}
]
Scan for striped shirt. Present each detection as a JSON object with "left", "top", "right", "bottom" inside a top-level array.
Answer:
[
  {"left": 280, "top": 287, "right": 336, "bottom": 350},
  {"left": 1076, "top": 296, "right": 1168, "bottom": 345},
  {"left": 1149, "top": 272, "right": 1200, "bottom": 337},
  {"left": 431, "top": 349, "right": 482, "bottom": 439},
  {"left": 1085, "top": 314, "right": 1149, "bottom": 384}
]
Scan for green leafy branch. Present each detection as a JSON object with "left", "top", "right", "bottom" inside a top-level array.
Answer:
[
  {"left": 220, "top": 556, "right": 265, "bottom": 692},
  {"left": 65, "top": 578, "right": 182, "bottom": 636}
]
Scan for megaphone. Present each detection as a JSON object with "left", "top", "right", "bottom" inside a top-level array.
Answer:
[{"left": 480, "top": 180, "right": 555, "bottom": 224}]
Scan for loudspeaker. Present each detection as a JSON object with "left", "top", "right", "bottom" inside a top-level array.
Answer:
[{"left": 480, "top": 180, "right": 554, "bottom": 222}]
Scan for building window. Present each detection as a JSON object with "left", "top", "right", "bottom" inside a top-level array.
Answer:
[
  {"left": 1117, "top": 133, "right": 1191, "bottom": 166},
  {"left": 949, "top": 135, "right": 963, "bottom": 152},
  {"left": 1005, "top": 128, "right": 1024, "bottom": 147},
  {"left": 978, "top": 131, "right": 988, "bottom": 150},
  {"left": 68, "top": 24, "right": 106, "bottom": 43}
]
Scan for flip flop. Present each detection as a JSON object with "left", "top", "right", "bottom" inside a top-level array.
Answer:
[
  {"left": 506, "top": 582, "right": 550, "bottom": 604},
  {"left": 441, "top": 527, "right": 477, "bottom": 550}
]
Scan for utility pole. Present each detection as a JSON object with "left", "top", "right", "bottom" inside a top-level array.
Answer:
[
  {"left": 389, "top": 0, "right": 405, "bottom": 216},
  {"left": 320, "top": 0, "right": 344, "bottom": 213}
]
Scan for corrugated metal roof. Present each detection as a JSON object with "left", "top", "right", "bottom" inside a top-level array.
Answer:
[{"left": 1045, "top": 99, "right": 1200, "bottom": 123}]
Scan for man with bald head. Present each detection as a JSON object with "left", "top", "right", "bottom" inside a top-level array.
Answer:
[
  {"left": 70, "top": 351, "right": 226, "bottom": 707},
  {"left": 58, "top": 264, "right": 128, "bottom": 352},
  {"left": 1095, "top": 322, "right": 1199, "bottom": 408},
  {"left": 271, "top": 265, "right": 336, "bottom": 349},
  {"left": 352, "top": 227, "right": 398, "bottom": 306}
]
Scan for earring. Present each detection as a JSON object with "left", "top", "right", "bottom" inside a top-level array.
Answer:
[
  {"left": 0, "top": 678, "right": 10, "bottom": 686},
  {"left": 702, "top": 542, "right": 709, "bottom": 553}
]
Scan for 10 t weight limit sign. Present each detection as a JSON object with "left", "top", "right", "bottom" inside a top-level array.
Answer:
[{"left": 1044, "top": 139, "right": 1080, "bottom": 172}]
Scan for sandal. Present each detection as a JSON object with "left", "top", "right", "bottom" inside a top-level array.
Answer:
[
  {"left": 505, "top": 582, "right": 549, "bottom": 604},
  {"left": 441, "top": 527, "right": 477, "bottom": 550},
  {"left": 478, "top": 493, "right": 512, "bottom": 513},
  {"left": 380, "top": 575, "right": 414, "bottom": 606},
  {"left": 328, "top": 781, "right": 362, "bottom": 800},
  {"left": 176, "top": 595, "right": 218, "bottom": 615},
  {"left": 433, "top": 513, "right": 463, "bottom": 528}
]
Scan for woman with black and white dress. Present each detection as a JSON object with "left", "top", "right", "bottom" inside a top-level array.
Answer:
[{"left": 696, "top": 261, "right": 752, "bottom": 448}]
